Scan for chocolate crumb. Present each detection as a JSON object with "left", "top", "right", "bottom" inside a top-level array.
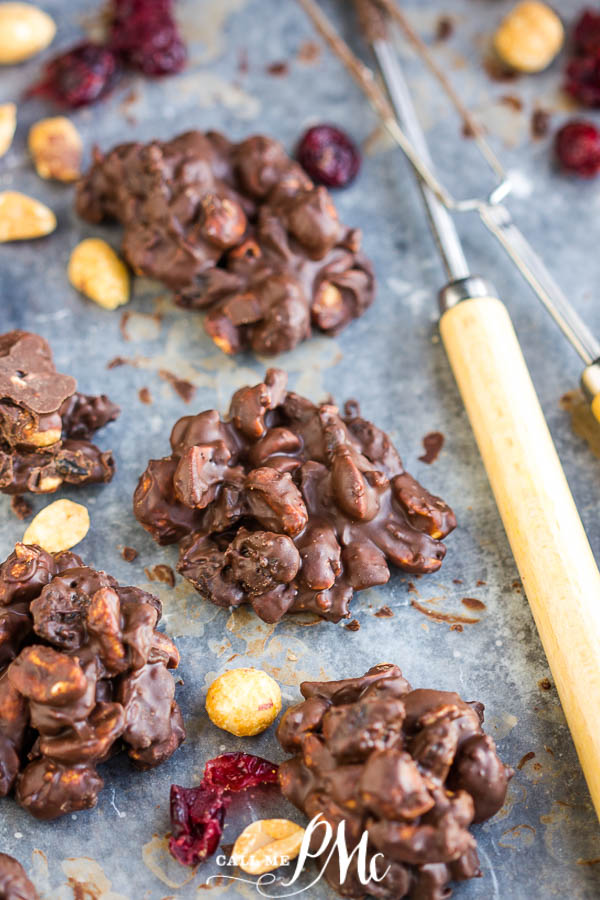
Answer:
[
  {"left": 139, "top": 387, "right": 152, "bottom": 405},
  {"left": 121, "top": 546, "right": 138, "bottom": 562},
  {"left": 435, "top": 16, "right": 454, "bottom": 42},
  {"left": 10, "top": 495, "right": 33, "bottom": 520},
  {"left": 297, "top": 39, "right": 321, "bottom": 64},
  {"left": 407, "top": 582, "right": 417, "bottom": 593},
  {"left": 145, "top": 564, "right": 176, "bottom": 587},
  {"left": 517, "top": 751, "right": 536, "bottom": 770},
  {"left": 419, "top": 431, "right": 444, "bottom": 464},
  {"left": 476, "top": 579, "right": 486, "bottom": 586},
  {"left": 462, "top": 597, "right": 486, "bottom": 611},
  {"left": 107, "top": 356, "right": 128, "bottom": 369},
  {"left": 531, "top": 108, "right": 551, "bottom": 139},
  {"left": 483, "top": 55, "right": 519, "bottom": 83},
  {"left": 538, "top": 677, "right": 552, "bottom": 691},
  {"left": 345, "top": 619, "right": 360, "bottom": 631},
  {"left": 453, "top": 578, "right": 463, "bottom": 585},
  {"left": 158, "top": 370, "right": 196, "bottom": 404},
  {"left": 411, "top": 598, "right": 479, "bottom": 626},
  {"left": 375, "top": 605, "right": 394, "bottom": 618},
  {"left": 266, "top": 61, "right": 288, "bottom": 76},
  {"left": 450, "top": 623, "right": 463, "bottom": 632},
  {"left": 500, "top": 94, "right": 523, "bottom": 112},
  {"left": 512, "top": 580, "right": 522, "bottom": 592}
]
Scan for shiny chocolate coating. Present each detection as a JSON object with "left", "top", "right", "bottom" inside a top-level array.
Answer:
[
  {"left": 75, "top": 131, "right": 375, "bottom": 356},
  {"left": 133, "top": 370, "right": 456, "bottom": 623},
  {"left": 277, "top": 665, "right": 513, "bottom": 900},
  {"left": 0, "top": 544, "right": 184, "bottom": 820},
  {"left": 0, "top": 853, "right": 39, "bottom": 900},
  {"left": 0, "top": 331, "right": 119, "bottom": 496}
]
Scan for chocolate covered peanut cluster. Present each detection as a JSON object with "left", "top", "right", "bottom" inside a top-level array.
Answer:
[
  {"left": 0, "top": 543, "right": 184, "bottom": 820},
  {"left": 0, "top": 854, "right": 39, "bottom": 900},
  {"left": 277, "top": 665, "right": 512, "bottom": 900},
  {"left": 75, "top": 131, "right": 374, "bottom": 355},
  {"left": 133, "top": 370, "right": 455, "bottom": 623},
  {"left": 0, "top": 331, "right": 119, "bottom": 496}
]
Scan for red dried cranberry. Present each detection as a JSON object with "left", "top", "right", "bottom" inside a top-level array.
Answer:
[
  {"left": 573, "top": 9, "right": 600, "bottom": 57},
  {"left": 555, "top": 120, "right": 600, "bottom": 177},
  {"left": 108, "top": 0, "right": 187, "bottom": 76},
  {"left": 296, "top": 124, "right": 361, "bottom": 188},
  {"left": 168, "top": 753, "right": 279, "bottom": 867},
  {"left": 565, "top": 54, "right": 600, "bottom": 107},
  {"left": 27, "top": 42, "right": 121, "bottom": 108}
]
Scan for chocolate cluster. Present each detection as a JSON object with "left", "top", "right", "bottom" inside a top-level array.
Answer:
[
  {"left": 75, "top": 131, "right": 375, "bottom": 356},
  {"left": 277, "top": 665, "right": 512, "bottom": 900},
  {"left": 0, "top": 543, "right": 184, "bottom": 820},
  {"left": 0, "top": 331, "right": 119, "bottom": 496},
  {"left": 133, "top": 370, "right": 455, "bottom": 623},
  {"left": 0, "top": 854, "right": 38, "bottom": 900}
]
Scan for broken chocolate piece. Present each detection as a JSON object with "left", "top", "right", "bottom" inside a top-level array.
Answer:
[
  {"left": 0, "top": 544, "right": 184, "bottom": 820},
  {"left": 277, "top": 665, "right": 512, "bottom": 899},
  {"left": 75, "top": 131, "right": 375, "bottom": 355},
  {"left": 133, "top": 370, "right": 455, "bottom": 623},
  {"left": 0, "top": 331, "right": 119, "bottom": 496}
]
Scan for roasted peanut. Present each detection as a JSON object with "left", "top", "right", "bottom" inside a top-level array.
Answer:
[
  {"left": 494, "top": 2, "right": 564, "bottom": 73},
  {"left": 0, "top": 103, "right": 16, "bottom": 157},
  {"left": 232, "top": 819, "right": 305, "bottom": 875},
  {"left": 68, "top": 238, "right": 130, "bottom": 310},
  {"left": 0, "top": 3, "right": 56, "bottom": 64},
  {"left": 206, "top": 668, "right": 282, "bottom": 737},
  {"left": 23, "top": 499, "right": 90, "bottom": 553},
  {"left": 0, "top": 191, "right": 56, "bottom": 242},
  {"left": 29, "top": 116, "right": 82, "bottom": 182}
]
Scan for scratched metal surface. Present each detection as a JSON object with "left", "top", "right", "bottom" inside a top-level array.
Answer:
[{"left": 1, "top": 0, "right": 600, "bottom": 897}]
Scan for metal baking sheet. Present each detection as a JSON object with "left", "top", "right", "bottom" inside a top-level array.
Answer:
[{"left": 1, "top": 0, "right": 600, "bottom": 897}]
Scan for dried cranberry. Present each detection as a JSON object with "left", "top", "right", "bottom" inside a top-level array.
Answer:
[
  {"left": 296, "top": 124, "right": 361, "bottom": 188},
  {"left": 565, "top": 54, "right": 600, "bottom": 107},
  {"left": 168, "top": 752, "right": 279, "bottom": 867},
  {"left": 573, "top": 9, "right": 600, "bottom": 57},
  {"left": 555, "top": 120, "right": 600, "bottom": 177},
  {"left": 108, "top": 0, "right": 187, "bottom": 76},
  {"left": 27, "top": 43, "right": 121, "bottom": 108}
]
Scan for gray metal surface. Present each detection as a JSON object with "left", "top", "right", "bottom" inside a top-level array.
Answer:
[{"left": 1, "top": 1, "right": 600, "bottom": 897}]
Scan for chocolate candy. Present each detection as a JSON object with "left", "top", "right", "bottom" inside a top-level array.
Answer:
[
  {"left": 133, "top": 370, "right": 455, "bottom": 623},
  {"left": 0, "top": 543, "right": 184, "bottom": 820},
  {"left": 0, "top": 331, "right": 119, "bottom": 496},
  {"left": 277, "top": 665, "right": 513, "bottom": 900},
  {"left": 0, "top": 854, "right": 39, "bottom": 900},
  {"left": 75, "top": 131, "right": 375, "bottom": 356}
]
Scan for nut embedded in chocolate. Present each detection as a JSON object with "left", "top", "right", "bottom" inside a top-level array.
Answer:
[
  {"left": 133, "top": 369, "right": 456, "bottom": 623},
  {"left": 75, "top": 131, "right": 375, "bottom": 356},
  {"left": 0, "top": 331, "right": 119, "bottom": 496},
  {"left": 0, "top": 542, "right": 184, "bottom": 820},
  {"left": 277, "top": 665, "right": 513, "bottom": 900}
]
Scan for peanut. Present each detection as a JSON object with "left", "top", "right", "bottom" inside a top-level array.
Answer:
[
  {"left": 68, "top": 238, "right": 130, "bottom": 310},
  {"left": 232, "top": 819, "right": 305, "bottom": 875},
  {"left": 0, "top": 103, "right": 16, "bottom": 158},
  {"left": 0, "top": 191, "right": 56, "bottom": 242},
  {"left": 29, "top": 116, "right": 82, "bottom": 182},
  {"left": 494, "top": 2, "right": 564, "bottom": 74},
  {"left": 0, "top": 3, "right": 56, "bottom": 64},
  {"left": 205, "top": 668, "right": 282, "bottom": 737},
  {"left": 23, "top": 499, "right": 90, "bottom": 553}
]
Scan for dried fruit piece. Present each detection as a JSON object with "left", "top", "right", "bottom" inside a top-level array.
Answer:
[
  {"left": 28, "top": 42, "right": 121, "bottom": 108},
  {"left": 0, "top": 103, "right": 16, "bottom": 158},
  {"left": 107, "top": 0, "right": 187, "bottom": 77},
  {"left": 22, "top": 498, "right": 90, "bottom": 552},
  {"left": 206, "top": 668, "right": 282, "bottom": 737},
  {"left": 169, "top": 752, "right": 279, "bottom": 867},
  {"left": 232, "top": 819, "right": 305, "bottom": 875},
  {"left": 28, "top": 116, "right": 82, "bottom": 182},
  {"left": 68, "top": 238, "right": 130, "bottom": 310},
  {"left": 0, "top": 191, "right": 56, "bottom": 242},
  {"left": 296, "top": 124, "right": 361, "bottom": 188},
  {"left": 494, "top": 1, "right": 564, "bottom": 73},
  {"left": 555, "top": 120, "right": 600, "bottom": 177},
  {"left": 0, "top": 2, "right": 55, "bottom": 64}
]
